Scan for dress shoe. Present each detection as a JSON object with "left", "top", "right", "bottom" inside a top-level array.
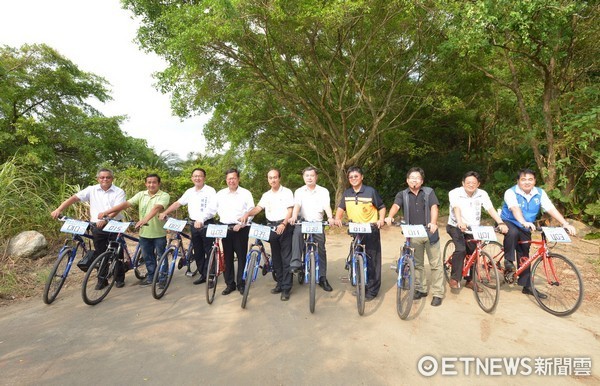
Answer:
[
  {"left": 238, "top": 286, "right": 245, "bottom": 294},
  {"left": 140, "top": 280, "right": 152, "bottom": 287},
  {"left": 365, "top": 294, "right": 376, "bottom": 302},
  {"left": 115, "top": 281, "right": 125, "bottom": 288},
  {"left": 95, "top": 281, "right": 108, "bottom": 290},
  {"left": 281, "top": 290, "right": 290, "bottom": 301},
  {"left": 431, "top": 297, "right": 443, "bottom": 307},
  {"left": 222, "top": 287, "right": 235, "bottom": 295},
  {"left": 319, "top": 278, "right": 333, "bottom": 292},
  {"left": 290, "top": 266, "right": 301, "bottom": 274},
  {"left": 465, "top": 280, "right": 483, "bottom": 292},
  {"left": 522, "top": 286, "right": 548, "bottom": 299},
  {"left": 207, "top": 280, "right": 215, "bottom": 289},
  {"left": 413, "top": 291, "right": 428, "bottom": 300},
  {"left": 271, "top": 286, "right": 282, "bottom": 294},
  {"left": 193, "top": 275, "right": 206, "bottom": 285},
  {"left": 449, "top": 279, "right": 460, "bottom": 289},
  {"left": 158, "top": 281, "right": 166, "bottom": 289}
]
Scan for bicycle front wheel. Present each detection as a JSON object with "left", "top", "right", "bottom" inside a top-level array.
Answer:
[
  {"left": 473, "top": 251, "right": 500, "bottom": 313},
  {"left": 43, "top": 247, "right": 73, "bottom": 304},
  {"left": 152, "top": 247, "right": 176, "bottom": 299},
  {"left": 397, "top": 257, "right": 415, "bottom": 320},
  {"left": 531, "top": 253, "right": 583, "bottom": 317},
  {"left": 442, "top": 240, "right": 454, "bottom": 284},
  {"left": 185, "top": 245, "right": 198, "bottom": 276},
  {"left": 206, "top": 247, "right": 219, "bottom": 304},
  {"left": 356, "top": 255, "right": 366, "bottom": 316},
  {"left": 308, "top": 251, "right": 316, "bottom": 313},
  {"left": 82, "top": 252, "right": 116, "bottom": 305},
  {"left": 133, "top": 246, "right": 147, "bottom": 281},
  {"left": 241, "top": 251, "right": 259, "bottom": 309}
]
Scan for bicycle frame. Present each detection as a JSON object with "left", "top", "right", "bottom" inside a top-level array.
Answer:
[
  {"left": 348, "top": 234, "right": 369, "bottom": 286},
  {"left": 242, "top": 239, "right": 267, "bottom": 283},
  {"left": 511, "top": 232, "right": 556, "bottom": 285},
  {"left": 302, "top": 233, "right": 320, "bottom": 284},
  {"left": 397, "top": 240, "right": 414, "bottom": 287}
]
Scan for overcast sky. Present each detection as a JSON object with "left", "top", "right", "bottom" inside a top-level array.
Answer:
[{"left": 1, "top": 0, "right": 209, "bottom": 159}]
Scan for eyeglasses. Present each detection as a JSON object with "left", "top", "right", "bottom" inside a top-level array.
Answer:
[
  {"left": 348, "top": 175, "right": 361, "bottom": 179},
  {"left": 97, "top": 176, "right": 113, "bottom": 180}
]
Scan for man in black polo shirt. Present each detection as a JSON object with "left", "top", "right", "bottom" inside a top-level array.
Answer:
[
  {"left": 334, "top": 166, "right": 386, "bottom": 300},
  {"left": 385, "top": 167, "right": 444, "bottom": 307}
]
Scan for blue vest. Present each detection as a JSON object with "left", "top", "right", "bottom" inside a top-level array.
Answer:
[{"left": 501, "top": 186, "right": 543, "bottom": 227}]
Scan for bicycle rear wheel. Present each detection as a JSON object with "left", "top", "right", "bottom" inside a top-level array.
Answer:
[
  {"left": 484, "top": 241, "right": 505, "bottom": 275},
  {"left": 442, "top": 240, "right": 454, "bottom": 284},
  {"left": 308, "top": 251, "right": 316, "bottom": 313},
  {"left": 206, "top": 247, "right": 219, "bottom": 304},
  {"left": 133, "top": 246, "right": 147, "bottom": 281},
  {"left": 530, "top": 253, "right": 583, "bottom": 316},
  {"left": 43, "top": 247, "right": 73, "bottom": 304},
  {"left": 185, "top": 245, "right": 198, "bottom": 276},
  {"left": 397, "top": 257, "right": 415, "bottom": 320},
  {"left": 82, "top": 252, "right": 116, "bottom": 305},
  {"left": 473, "top": 251, "right": 500, "bottom": 313},
  {"left": 152, "top": 247, "right": 176, "bottom": 299},
  {"left": 356, "top": 255, "right": 366, "bottom": 316},
  {"left": 241, "top": 251, "right": 259, "bottom": 309}
]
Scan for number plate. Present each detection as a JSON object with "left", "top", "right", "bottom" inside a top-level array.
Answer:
[
  {"left": 470, "top": 226, "right": 497, "bottom": 241},
  {"left": 249, "top": 224, "right": 271, "bottom": 241},
  {"left": 104, "top": 220, "right": 131, "bottom": 233},
  {"left": 400, "top": 224, "right": 427, "bottom": 238},
  {"left": 163, "top": 218, "right": 187, "bottom": 232},
  {"left": 60, "top": 219, "right": 89, "bottom": 235},
  {"left": 207, "top": 224, "right": 228, "bottom": 238},
  {"left": 542, "top": 227, "right": 571, "bottom": 243},
  {"left": 301, "top": 222, "right": 323, "bottom": 234},
  {"left": 349, "top": 222, "right": 372, "bottom": 234}
]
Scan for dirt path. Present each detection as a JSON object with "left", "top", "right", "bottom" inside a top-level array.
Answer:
[{"left": 1, "top": 228, "right": 599, "bottom": 385}]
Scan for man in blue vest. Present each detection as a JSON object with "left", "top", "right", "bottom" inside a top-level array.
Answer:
[
  {"left": 385, "top": 167, "right": 444, "bottom": 307},
  {"left": 500, "top": 168, "right": 576, "bottom": 297}
]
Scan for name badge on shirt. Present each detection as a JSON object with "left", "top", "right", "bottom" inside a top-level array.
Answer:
[
  {"left": 542, "top": 227, "right": 571, "bottom": 243},
  {"left": 349, "top": 222, "right": 372, "bottom": 234},
  {"left": 60, "top": 219, "right": 89, "bottom": 235},
  {"left": 400, "top": 224, "right": 427, "bottom": 238},
  {"left": 249, "top": 223, "right": 271, "bottom": 241},
  {"left": 470, "top": 226, "right": 497, "bottom": 241},
  {"left": 302, "top": 221, "right": 323, "bottom": 234},
  {"left": 163, "top": 218, "right": 187, "bottom": 232},
  {"left": 207, "top": 224, "right": 228, "bottom": 238},
  {"left": 104, "top": 220, "right": 131, "bottom": 234}
]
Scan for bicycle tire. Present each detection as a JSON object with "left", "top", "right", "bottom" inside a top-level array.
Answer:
[
  {"left": 530, "top": 253, "right": 583, "bottom": 317},
  {"left": 484, "top": 241, "right": 505, "bottom": 273},
  {"left": 206, "top": 247, "right": 219, "bottom": 304},
  {"left": 473, "top": 251, "right": 500, "bottom": 313},
  {"left": 397, "top": 257, "right": 415, "bottom": 320},
  {"left": 241, "top": 251, "right": 259, "bottom": 309},
  {"left": 82, "top": 251, "right": 116, "bottom": 305},
  {"left": 43, "top": 247, "right": 73, "bottom": 304},
  {"left": 442, "top": 239, "right": 454, "bottom": 284},
  {"left": 356, "top": 255, "right": 366, "bottom": 316},
  {"left": 133, "top": 246, "right": 147, "bottom": 281},
  {"left": 185, "top": 245, "right": 198, "bottom": 276},
  {"left": 152, "top": 247, "right": 176, "bottom": 299},
  {"left": 309, "top": 251, "right": 316, "bottom": 313}
]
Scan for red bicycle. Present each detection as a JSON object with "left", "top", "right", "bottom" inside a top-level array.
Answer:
[{"left": 205, "top": 224, "right": 230, "bottom": 304}]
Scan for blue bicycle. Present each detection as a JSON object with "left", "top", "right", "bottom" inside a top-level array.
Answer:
[
  {"left": 241, "top": 223, "right": 276, "bottom": 309},
  {"left": 295, "top": 221, "right": 328, "bottom": 313},
  {"left": 343, "top": 222, "right": 374, "bottom": 316}
]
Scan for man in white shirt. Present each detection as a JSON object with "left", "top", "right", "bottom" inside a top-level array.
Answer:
[
  {"left": 159, "top": 168, "right": 217, "bottom": 285},
  {"left": 216, "top": 168, "right": 255, "bottom": 295},
  {"left": 447, "top": 171, "right": 508, "bottom": 290},
  {"left": 240, "top": 169, "right": 294, "bottom": 300},
  {"left": 289, "top": 167, "right": 336, "bottom": 292},
  {"left": 51, "top": 168, "right": 127, "bottom": 287}
]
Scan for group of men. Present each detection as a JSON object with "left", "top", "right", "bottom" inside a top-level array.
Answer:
[{"left": 51, "top": 165, "right": 576, "bottom": 306}]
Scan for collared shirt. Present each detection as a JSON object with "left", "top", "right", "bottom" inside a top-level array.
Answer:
[
  {"left": 257, "top": 186, "right": 294, "bottom": 222},
  {"left": 177, "top": 184, "right": 217, "bottom": 222},
  {"left": 448, "top": 187, "right": 494, "bottom": 227},
  {"left": 76, "top": 184, "right": 125, "bottom": 222},
  {"left": 128, "top": 190, "right": 170, "bottom": 238},
  {"left": 393, "top": 187, "right": 440, "bottom": 226},
  {"left": 216, "top": 186, "right": 255, "bottom": 224},
  {"left": 293, "top": 184, "right": 331, "bottom": 221},
  {"left": 338, "top": 185, "right": 385, "bottom": 223},
  {"left": 504, "top": 186, "right": 554, "bottom": 211}
]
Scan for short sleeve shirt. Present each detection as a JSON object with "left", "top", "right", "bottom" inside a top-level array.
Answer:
[
  {"left": 448, "top": 187, "right": 493, "bottom": 227},
  {"left": 504, "top": 186, "right": 555, "bottom": 212},
  {"left": 216, "top": 186, "right": 255, "bottom": 224},
  {"left": 177, "top": 185, "right": 217, "bottom": 222},
  {"left": 293, "top": 185, "right": 331, "bottom": 221},
  {"left": 76, "top": 184, "right": 125, "bottom": 222},
  {"left": 257, "top": 186, "right": 294, "bottom": 222},
  {"left": 128, "top": 190, "right": 170, "bottom": 238},
  {"left": 338, "top": 185, "right": 385, "bottom": 223}
]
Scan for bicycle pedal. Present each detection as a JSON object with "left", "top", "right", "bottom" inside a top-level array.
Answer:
[
  {"left": 185, "top": 271, "right": 194, "bottom": 277},
  {"left": 390, "top": 264, "right": 397, "bottom": 270},
  {"left": 339, "top": 276, "right": 350, "bottom": 283}
]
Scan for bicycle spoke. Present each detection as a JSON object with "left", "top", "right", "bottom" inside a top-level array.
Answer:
[{"left": 531, "top": 253, "right": 583, "bottom": 316}]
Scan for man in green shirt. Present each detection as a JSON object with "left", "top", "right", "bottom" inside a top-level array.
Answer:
[{"left": 99, "top": 174, "right": 170, "bottom": 286}]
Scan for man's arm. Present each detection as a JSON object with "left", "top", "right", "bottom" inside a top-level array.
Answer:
[
  {"left": 51, "top": 195, "right": 80, "bottom": 219},
  {"left": 546, "top": 208, "right": 577, "bottom": 235},
  {"left": 136, "top": 204, "right": 164, "bottom": 229},
  {"left": 333, "top": 207, "right": 345, "bottom": 226},
  {"left": 486, "top": 207, "right": 508, "bottom": 234},
  {"left": 429, "top": 204, "right": 439, "bottom": 234},
  {"left": 384, "top": 203, "right": 400, "bottom": 226},
  {"left": 98, "top": 201, "right": 131, "bottom": 220},
  {"left": 376, "top": 206, "right": 386, "bottom": 229},
  {"left": 158, "top": 201, "right": 182, "bottom": 221},
  {"left": 239, "top": 205, "right": 262, "bottom": 224}
]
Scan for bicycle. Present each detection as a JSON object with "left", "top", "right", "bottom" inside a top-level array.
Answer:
[
  {"left": 43, "top": 217, "right": 95, "bottom": 304},
  {"left": 241, "top": 222, "right": 276, "bottom": 309},
  {"left": 205, "top": 223, "right": 230, "bottom": 304},
  {"left": 442, "top": 226, "right": 501, "bottom": 313},
  {"left": 492, "top": 227, "right": 583, "bottom": 316},
  {"left": 343, "top": 222, "right": 375, "bottom": 316},
  {"left": 152, "top": 217, "right": 197, "bottom": 299},
  {"left": 81, "top": 220, "right": 146, "bottom": 305},
  {"left": 294, "top": 221, "right": 329, "bottom": 313}
]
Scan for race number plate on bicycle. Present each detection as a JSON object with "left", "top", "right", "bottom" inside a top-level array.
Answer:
[
  {"left": 60, "top": 219, "right": 89, "bottom": 235},
  {"left": 207, "top": 224, "right": 228, "bottom": 238},
  {"left": 349, "top": 222, "right": 372, "bottom": 234},
  {"left": 400, "top": 224, "right": 427, "bottom": 238},
  {"left": 542, "top": 227, "right": 572, "bottom": 243},
  {"left": 470, "top": 226, "right": 497, "bottom": 241},
  {"left": 249, "top": 224, "right": 271, "bottom": 241},
  {"left": 301, "top": 222, "right": 323, "bottom": 234},
  {"left": 104, "top": 220, "right": 131, "bottom": 234},
  {"left": 163, "top": 218, "right": 187, "bottom": 232}
]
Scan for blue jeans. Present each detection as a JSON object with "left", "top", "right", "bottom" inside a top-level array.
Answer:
[{"left": 139, "top": 236, "right": 167, "bottom": 282}]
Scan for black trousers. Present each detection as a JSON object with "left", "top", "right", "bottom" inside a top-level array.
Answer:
[
  {"left": 268, "top": 224, "right": 293, "bottom": 290},
  {"left": 92, "top": 227, "right": 124, "bottom": 282},
  {"left": 503, "top": 221, "right": 532, "bottom": 287},
  {"left": 190, "top": 219, "right": 215, "bottom": 277},
  {"left": 446, "top": 225, "right": 476, "bottom": 282},
  {"left": 221, "top": 226, "right": 250, "bottom": 290},
  {"left": 362, "top": 229, "right": 382, "bottom": 297}
]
